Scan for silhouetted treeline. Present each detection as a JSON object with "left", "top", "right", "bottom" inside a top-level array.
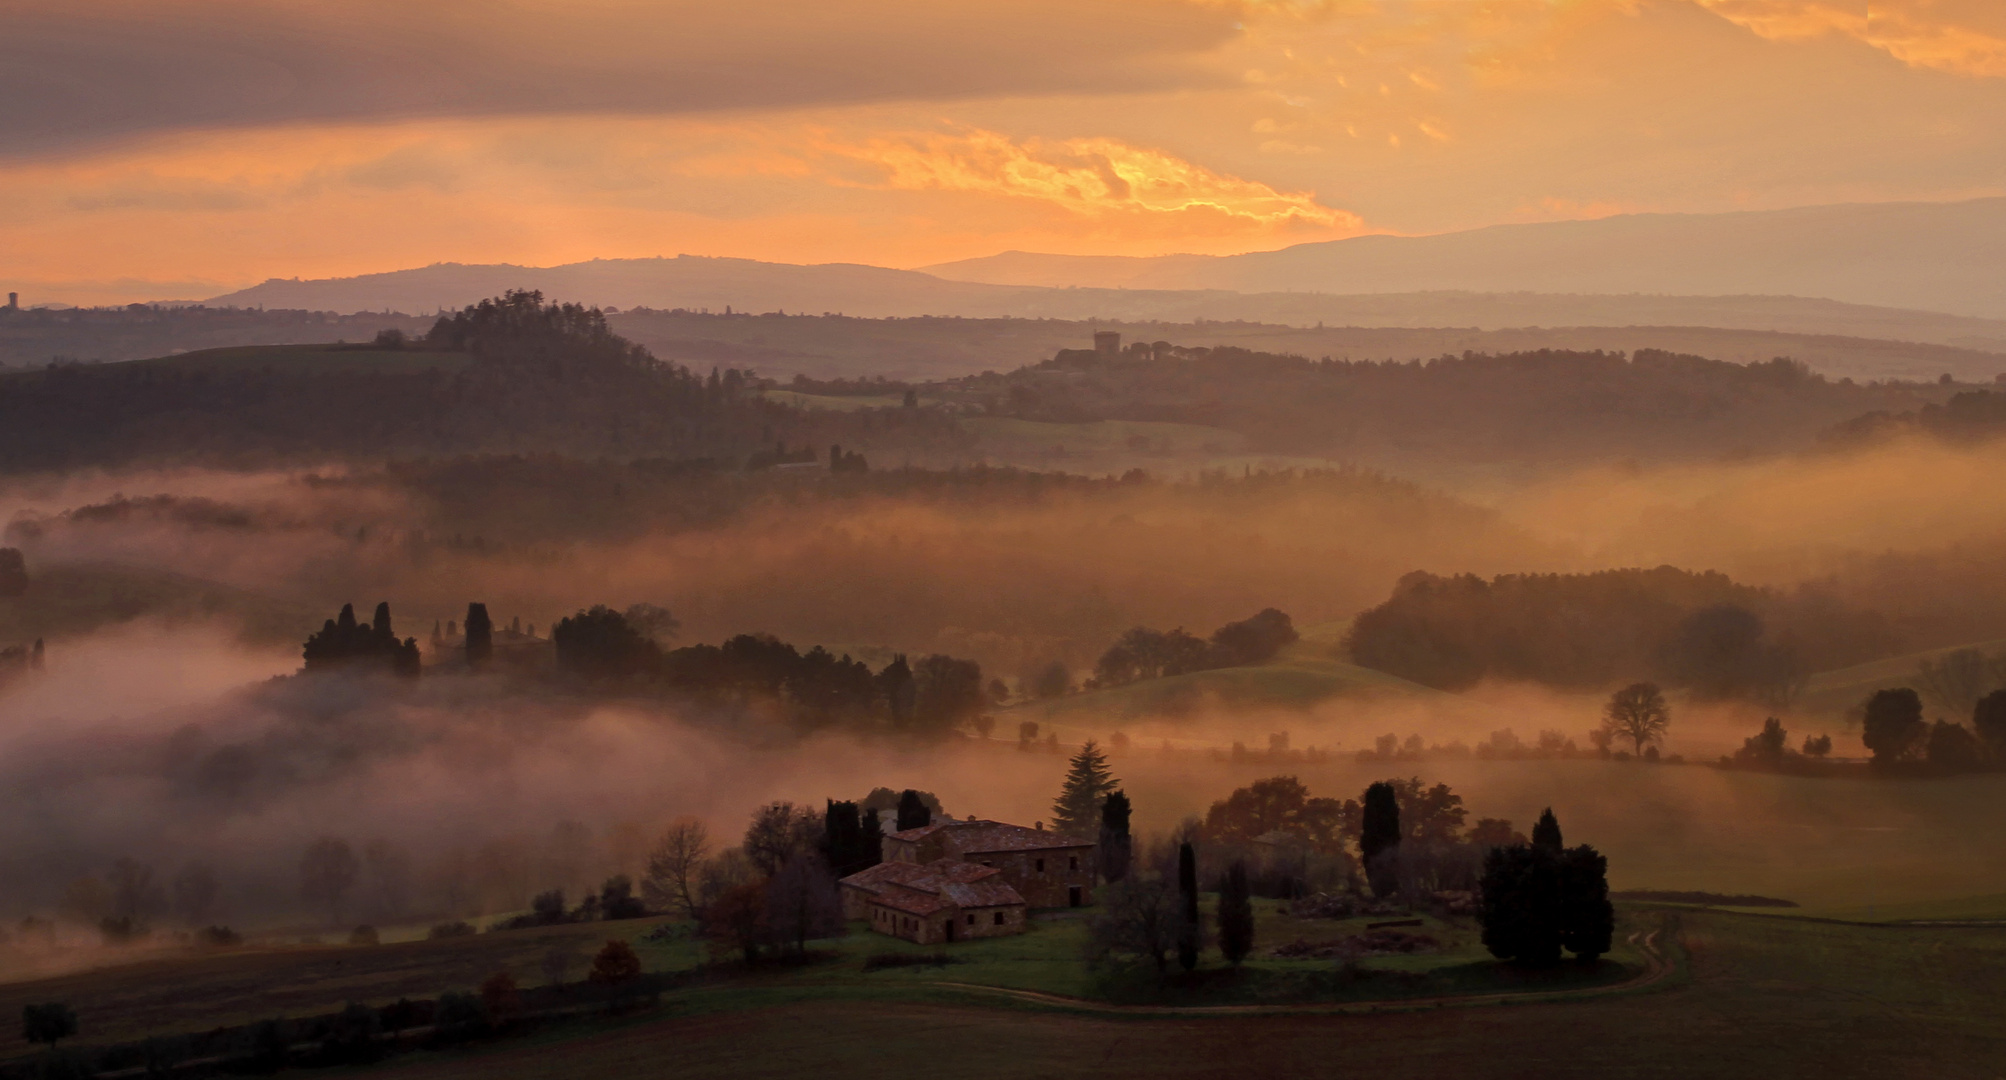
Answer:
[
  {"left": 1346, "top": 567, "right": 1897, "bottom": 698},
  {"left": 1821, "top": 388, "right": 2006, "bottom": 447},
  {"left": 0, "top": 292, "right": 963, "bottom": 470},
  {"left": 0, "top": 302, "right": 433, "bottom": 368},
  {"left": 547, "top": 606, "right": 985, "bottom": 734},
  {"left": 1091, "top": 608, "right": 1298, "bottom": 688},
  {"left": 930, "top": 344, "right": 1944, "bottom": 463},
  {"left": 303, "top": 603, "right": 421, "bottom": 677}
]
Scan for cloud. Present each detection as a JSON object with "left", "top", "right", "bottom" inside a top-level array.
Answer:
[
  {"left": 1697, "top": 0, "right": 2006, "bottom": 77},
  {"left": 0, "top": 0, "right": 1240, "bottom": 158},
  {"left": 817, "top": 126, "right": 1360, "bottom": 233}
]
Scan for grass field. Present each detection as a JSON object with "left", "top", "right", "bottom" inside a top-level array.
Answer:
[
  {"left": 1795, "top": 636, "right": 2006, "bottom": 718},
  {"left": 335, "top": 909, "right": 2006, "bottom": 1078}
]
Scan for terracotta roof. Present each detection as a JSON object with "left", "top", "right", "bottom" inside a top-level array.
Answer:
[
  {"left": 885, "top": 819, "right": 1094, "bottom": 854},
  {"left": 850, "top": 857, "right": 1026, "bottom": 915}
]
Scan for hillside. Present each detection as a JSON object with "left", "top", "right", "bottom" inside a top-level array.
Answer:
[{"left": 924, "top": 197, "right": 2006, "bottom": 320}]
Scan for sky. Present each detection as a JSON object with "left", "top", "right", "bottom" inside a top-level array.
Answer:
[{"left": 4, "top": 0, "right": 2006, "bottom": 302}]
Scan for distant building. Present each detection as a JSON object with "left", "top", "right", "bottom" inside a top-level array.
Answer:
[
  {"left": 4, "top": 293, "right": 17, "bottom": 311},
  {"left": 1093, "top": 331, "right": 1121, "bottom": 359},
  {"left": 882, "top": 818, "right": 1096, "bottom": 909}
]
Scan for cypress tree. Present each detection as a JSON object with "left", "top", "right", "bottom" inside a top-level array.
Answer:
[
  {"left": 372, "top": 602, "right": 393, "bottom": 639},
  {"left": 1559, "top": 845, "right": 1614, "bottom": 962},
  {"left": 824, "top": 799, "right": 866, "bottom": 877},
  {"left": 465, "top": 602, "right": 494, "bottom": 669},
  {"left": 1177, "top": 841, "right": 1199, "bottom": 972},
  {"left": 1479, "top": 844, "right": 1563, "bottom": 965},
  {"left": 1098, "top": 789, "right": 1133, "bottom": 883},
  {"left": 859, "top": 807, "right": 884, "bottom": 867},
  {"left": 1531, "top": 807, "right": 1563, "bottom": 852},
  {"left": 1217, "top": 859, "right": 1254, "bottom": 967},
  {"left": 1052, "top": 739, "right": 1118, "bottom": 838},
  {"left": 1360, "top": 781, "right": 1402, "bottom": 898},
  {"left": 895, "top": 789, "right": 931, "bottom": 832}
]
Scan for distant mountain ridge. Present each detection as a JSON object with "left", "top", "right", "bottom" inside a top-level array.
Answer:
[
  {"left": 206, "top": 257, "right": 2006, "bottom": 358},
  {"left": 924, "top": 197, "right": 2006, "bottom": 320}
]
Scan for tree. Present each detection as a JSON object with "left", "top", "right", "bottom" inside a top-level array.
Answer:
[
  {"left": 1051, "top": 740, "right": 1119, "bottom": 838},
  {"left": 588, "top": 939, "right": 643, "bottom": 986},
  {"left": 464, "top": 602, "right": 493, "bottom": 669},
  {"left": 1032, "top": 662, "right": 1071, "bottom": 699},
  {"left": 1735, "top": 717, "right": 1791, "bottom": 767},
  {"left": 1084, "top": 874, "right": 1180, "bottom": 974},
  {"left": 478, "top": 971, "right": 523, "bottom": 1028},
  {"left": 1915, "top": 649, "right": 1994, "bottom": 718},
  {"left": 1467, "top": 818, "right": 1522, "bottom": 848},
  {"left": 599, "top": 875, "right": 647, "bottom": 919},
  {"left": 300, "top": 837, "right": 359, "bottom": 926},
  {"left": 702, "top": 881, "right": 767, "bottom": 963},
  {"left": 821, "top": 800, "right": 879, "bottom": 878},
  {"left": 1176, "top": 842, "right": 1199, "bottom": 972},
  {"left": 1360, "top": 781, "right": 1401, "bottom": 898},
  {"left": 553, "top": 606, "right": 659, "bottom": 680},
  {"left": 1208, "top": 608, "right": 1298, "bottom": 667},
  {"left": 1202, "top": 776, "right": 1352, "bottom": 853},
  {"left": 1479, "top": 845, "right": 1563, "bottom": 965},
  {"left": 1863, "top": 687, "right": 1926, "bottom": 766},
  {"left": 1802, "top": 733, "right": 1833, "bottom": 758},
  {"left": 23, "top": 1002, "right": 77, "bottom": 1048},
  {"left": 895, "top": 789, "right": 932, "bottom": 832},
  {"left": 913, "top": 654, "right": 984, "bottom": 731},
  {"left": 743, "top": 803, "right": 819, "bottom": 876},
  {"left": 621, "top": 603, "right": 680, "bottom": 644},
  {"left": 302, "top": 602, "right": 421, "bottom": 677},
  {"left": 877, "top": 655, "right": 915, "bottom": 726},
  {"left": 1098, "top": 790, "right": 1133, "bottom": 883},
  {"left": 1603, "top": 682, "right": 1671, "bottom": 755},
  {"left": 1558, "top": 845, "right": 1614, "bottom": 962},
  {"left": 1973, "top": 689, "right": 2006, "bottom": 752},
  {"left": 1926, "top": 721, "right": 1985, "bottom": 773},
  {"left": 972, "top": 713, "right": 996, "bottom": 740},
  {"left": 1017, "top": 720, "right": 1040, "bottom": 747},
  {"left": 1216, "top": 860, "right": 1254, "bottom": 967},
  {"left": 1530, "top": 808, "right": 1563, "bottom": 852},
  {"left": 764, "top": 854, "right": 845, "bottom": 955}
]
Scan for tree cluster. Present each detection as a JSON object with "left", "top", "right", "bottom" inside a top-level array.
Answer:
[
  {"left": 1347, "top": 568, "right": 1892, "bottom": 699},
  {"left": 301, "top": 603, "right": 420, "bottom": 677},
  {"left": 1478, "top": 810, "right": 1614, "bottom": 966},
  {"left": 1860, "top": 685, "right": 2006, "bottom": 773},
  {"left": 1092, "top": 608, "right": 1298, "bottom": 688}
]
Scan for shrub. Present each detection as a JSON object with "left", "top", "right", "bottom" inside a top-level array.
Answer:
[{"left": 428, "top": 920, "right": 476, "bottom": 939}]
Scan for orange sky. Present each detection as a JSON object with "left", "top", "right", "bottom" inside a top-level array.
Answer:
[{"left": 4, "top": 0, "right": 2006, "bottom": 302}]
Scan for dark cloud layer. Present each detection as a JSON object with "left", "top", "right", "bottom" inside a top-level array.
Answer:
[{"left": 0, "top": 0, "right": 1237, "bottom": 157}]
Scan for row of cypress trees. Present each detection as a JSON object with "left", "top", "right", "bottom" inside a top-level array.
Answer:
[{"left": 1479, "top": 809, "right": 1614, "bottom": 964}]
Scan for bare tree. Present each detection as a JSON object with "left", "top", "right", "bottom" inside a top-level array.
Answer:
[
  {"left": 1915, "top": 649, "right": 2002, "bottom": 718},
  {"left": 696, "top": 849, "right": 755, "bottom": 914},
  {"left": 1602, "top": 682, "right": 1670, "bottom": 755},
  {"left": 742, "top": 803, "right": 818, "bottom": 877},
  {"left": 763, "top": 854, "right": 845, "bottom": 955},
  {"left": 642, "top": 818, "right": 711, "bottom": 919},
  {"left": 1083, "top": 872, "right": 1184, "bottom": 974},
  {"left": 301, "top": 837, "right": 361, "bottom": 926}
]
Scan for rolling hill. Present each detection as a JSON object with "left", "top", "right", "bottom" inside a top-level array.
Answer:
[{"left": 924, "top": 197, "right": 2006, "bottom": 321}]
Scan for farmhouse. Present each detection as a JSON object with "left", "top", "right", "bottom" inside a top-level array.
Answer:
[
  {"left": 840, "top": 858, "right": 1027, "bottom": 944},
  {"left": 883, "top": 818, "right": 1097, "bottom": 909}
]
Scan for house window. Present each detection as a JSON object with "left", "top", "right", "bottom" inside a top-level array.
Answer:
[
  {"left": 967, "top": 914, "right": 975, "bottom": 925},
  {"left": 993, "top": 911, "right": 1005, "bottom": 925},
  {"left": 1069, "top": 856, "right": 1079, "bottom": 871},
  {"left": 1035, "top": 858, "right": 1045, "bottom": 873}
]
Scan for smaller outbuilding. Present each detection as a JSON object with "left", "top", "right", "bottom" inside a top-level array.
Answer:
[{"left": 839, "top": 858, "right": 1028, "bottom": 944}]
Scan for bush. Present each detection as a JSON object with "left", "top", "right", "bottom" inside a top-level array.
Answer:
[
  {"left": 196, "top": 925, "right": 243, "bottom": 947},
  {"left": 428, "top": 920, "right": 476, "bottom": 939},
  {"left": 22, "top": 1002, "right": 77, "bottom": 1047}
]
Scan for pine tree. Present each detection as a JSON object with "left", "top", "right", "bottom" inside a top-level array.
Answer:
[
  {"left": 1217, "top": 859, "right": 1254, "bottom": 967},
  {"left": 1177, "top": 841, "right": 1199, "bottom": 972},
  {"left": 1361, "top": 781, "right": 1402, "bottom": 898},
  {"left": 1052, "top": 739, "right": 1119, "bottom": 838},
  {"left": 464, "top": 602, "right": 494, "bottom": 669},
  {"left": 1531, "top": 807, "right": 1563, "bottom": 852},
  {"left": 1098, "top": 790, "right": 1133, "bottom": 883}
]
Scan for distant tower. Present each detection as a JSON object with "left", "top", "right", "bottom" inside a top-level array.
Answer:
[
  {"left": 5, "top": 292, "right": 16, "bottom": 311},
  {"left": 1093, "top": 331, "right": 1121, "bottom": 359}
]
